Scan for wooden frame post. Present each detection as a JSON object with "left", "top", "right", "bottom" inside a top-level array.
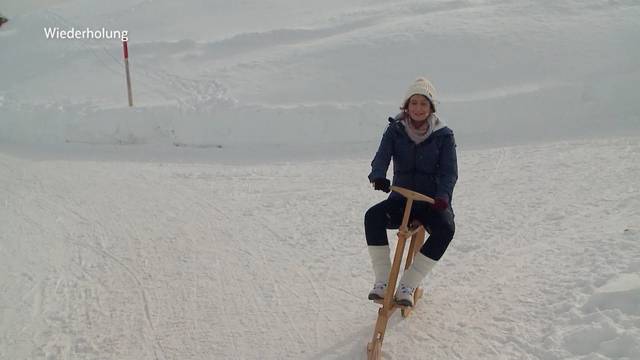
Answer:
[{"left": 367, "top": 186, "right": 433, "bottom": 360}]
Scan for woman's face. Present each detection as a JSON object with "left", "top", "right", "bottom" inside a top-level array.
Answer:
[{"left": 407, "top": 94, "right": 432, "bottom": 122}]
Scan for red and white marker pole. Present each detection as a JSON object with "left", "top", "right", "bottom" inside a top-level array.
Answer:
[{"left": 123, "top": 40, "right": 133, "bottom": 107}]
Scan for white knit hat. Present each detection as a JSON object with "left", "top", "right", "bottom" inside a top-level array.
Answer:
[{"left": 401, "top": 77, "right": 437, "bottom": 112}]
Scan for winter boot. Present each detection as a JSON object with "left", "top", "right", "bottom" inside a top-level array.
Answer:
[
  {"left": 395, "top": 253, "right": 437, "bottom": 307},
  {"left": 367, "top": 246, "right": 391, "bottom": 300}
]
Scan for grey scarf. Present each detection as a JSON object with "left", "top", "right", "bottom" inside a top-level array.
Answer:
[{"left": 398, "top": 113, "right": 444, "bottom": 144}]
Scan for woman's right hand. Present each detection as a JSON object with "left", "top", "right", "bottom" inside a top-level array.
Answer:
[{"left": 372, "top": 178, "right": 391, "bottom": 193}]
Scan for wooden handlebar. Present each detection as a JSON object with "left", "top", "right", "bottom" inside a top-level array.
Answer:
[{"left": 390, "top": 186, "right": 435, "bottom": 204}]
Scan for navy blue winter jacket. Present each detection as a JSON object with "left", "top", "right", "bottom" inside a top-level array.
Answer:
[{"left": 368, "top": 117, "right": 458, "bottom": 207}]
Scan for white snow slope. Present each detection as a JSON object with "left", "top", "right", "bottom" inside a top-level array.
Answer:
[
  {"left": 1, "top": 0, "right": 639, "bottom": 153},
  {"left": 2, "top": 0, "right": 640, "bottom": 359},
  {"left": 2, "top": 137, "right": 639, "bottom": 359}
]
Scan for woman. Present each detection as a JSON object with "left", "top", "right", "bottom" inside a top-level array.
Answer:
[{"left": 364, "top": 77, "right": 458, "bottom": 307}]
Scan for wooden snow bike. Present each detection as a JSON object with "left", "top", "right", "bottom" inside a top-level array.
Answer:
[{"left": 367, "top": 186, "right": 434, "bottom": 360}]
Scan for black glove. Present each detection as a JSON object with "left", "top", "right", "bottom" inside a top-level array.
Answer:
[{"left": 372, "top": 178, "right": 391, "bottom": 193}]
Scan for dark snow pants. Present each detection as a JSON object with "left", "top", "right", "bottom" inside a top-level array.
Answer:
[{"left": 364, "top": 198, "right": 455, "bottom": 261}]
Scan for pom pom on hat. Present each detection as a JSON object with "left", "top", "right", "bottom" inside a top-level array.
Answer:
[{"left": 401, "top": 77, "right": 437, "bottom": 112}]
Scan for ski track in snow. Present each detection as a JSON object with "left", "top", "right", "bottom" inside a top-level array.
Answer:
[{"left": 1, "top": 136, "right": 640, "bottom": 359}]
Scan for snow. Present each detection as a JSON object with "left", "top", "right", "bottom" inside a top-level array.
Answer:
[
  {"left": 2, "top": 137, "right": 639, "bottom": 359},
  {"left": 1, "top": 0, "right": 640, "bottom": 359},
  {"left": 1, "top": 0, "right": 639, "bottom": 150}
]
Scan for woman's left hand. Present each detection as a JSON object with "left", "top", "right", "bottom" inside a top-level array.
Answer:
[{"left": 432, "top": 197, "right": 449, "bottom": 210}]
